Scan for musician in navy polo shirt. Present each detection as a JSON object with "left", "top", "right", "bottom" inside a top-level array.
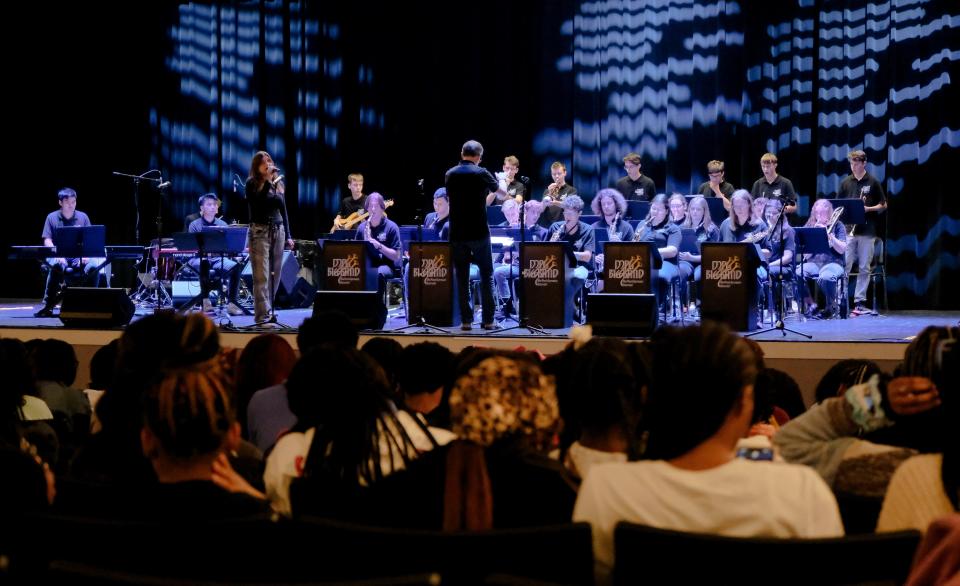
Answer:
[
  {"left": 187, "top": 193, "right": 242, "bottom": 315},
  {"left": 35, "top": 187, "right": 99, "bottom": 318}
]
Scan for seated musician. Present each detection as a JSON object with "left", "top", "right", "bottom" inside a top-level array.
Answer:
[
  {"left": 719, "top": 189, "right": 770, "bottom": 292},
  {"left": 423, "top": 187, "right": 450, "bottom": 233},
  {"left": 759, "top": 198, "right": 795, "bottom": 295},
  {"left": 678, "top": 195, "right": 720, "bottom": 313},
  {"left": 634, "top": 194, "right": 691, "bottom": 312},
  {"left": 546, "top": 195, "right": 594, "bottom": 321},
  {"left": 800, "top": 199, "right": 847, "bottom": 320},
  {"left": 667, "top": 193, "right": 688, "bottom": 226},
  {"left": 355, "top": 192, "right": 402, "bottom": 292},
  {"left": 331, "top": 173, "right": 367, "bottom": 231},
  {"left": 187, "top": 193, "right": 243, "bottom": 315},
  {"left": 493, "top": 199, "right": 547, "bottom": 318},
  {"left": 590, "top": 188, "right": 634, "bottom": 290},
  {"left": 34, "top": 187, "right": 100, "bottom": 318}
]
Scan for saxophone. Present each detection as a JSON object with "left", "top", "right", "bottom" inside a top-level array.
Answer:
[
  {"left": 743, "top": 222, "right": 775, "bottom": 243},
  {"left": 549, "top": 226, "right": 562, "bottom": 241},
  {"left": 607, "top": 213, "right": 621, "bottom": 242},
  {"left": 632, "top": 218, "right": 651, "bottom": 242}
]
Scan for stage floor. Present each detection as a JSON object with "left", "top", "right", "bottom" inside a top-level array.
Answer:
[{"left": 2, "top": 298, "right": 956, "bottom": 405}]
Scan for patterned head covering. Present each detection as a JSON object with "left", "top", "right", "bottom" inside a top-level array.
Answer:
[{"left": 449, "top": 356, "right": 559, "bottom": 449}]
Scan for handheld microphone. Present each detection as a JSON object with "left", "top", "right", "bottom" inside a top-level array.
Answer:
[
  {"left": 271, "top": 175, "right": 285, "bottom": 186},
  {"left": 157, "top": 181, "right": 172, "bottom": 190},
  {"left": 417, "top": 178, "right": 424, "bottom": 187},
  {"left": 519, "top": 175, "right": 530, "bottom": 184}
]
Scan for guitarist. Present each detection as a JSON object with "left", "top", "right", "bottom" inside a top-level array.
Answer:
[
  {"left": 355, "top": 192, "right": 402, "bottom": 291},
  {"left": 332, "top": 173, "right": 367, "bottom": 230}
]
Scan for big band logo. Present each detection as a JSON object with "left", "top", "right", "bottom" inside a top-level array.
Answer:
[
  {"left": 704, "top": 256, "right": 743, "bottom": 288},
  {"left": 412, "top": 254, "right": 448, "bottom": 285},
  {"left": 523, "top": 254, "right": 560, "bottom": 286},
  {"left": 329, "top": 254, "right": 361, "bottom": 285},
  {"left": 607, "top": 255, "right": 646, "bottom": 287}
]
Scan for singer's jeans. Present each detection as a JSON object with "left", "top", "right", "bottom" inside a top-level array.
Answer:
[
  {"left": 452, "top": 239, "right": 494, "bottom": 326},
  {"left": 845, "top": 235, "right": 876, "bottom": 305},
  {"left": 249, "top": 223, "right": 285, "bottom": 322}
]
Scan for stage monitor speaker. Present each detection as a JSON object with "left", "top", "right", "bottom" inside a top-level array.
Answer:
[
  {"left": 586, "top": 293, "right": 658, "bottom": 337},
  {"left": 313, "top": 290, "right": 386, "bottom": 331},
  {"left": 59, "top": 287, "right": 135, "bottom": 328},
  {"left": 241, "top": 250, "right": 303, "bottom": 303}
]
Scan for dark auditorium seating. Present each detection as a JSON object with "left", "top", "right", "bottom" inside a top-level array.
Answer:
[{"left": 613, "top": 522, "right": 921, "bottom": 586}]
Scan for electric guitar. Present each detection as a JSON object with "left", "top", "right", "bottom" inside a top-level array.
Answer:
[{"left": 332, "top": 199, "right": 394, "bottom": 231}]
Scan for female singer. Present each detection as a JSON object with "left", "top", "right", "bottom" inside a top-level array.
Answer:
[
  {"left": 634, "top": 194, "right": 691, "bottom": 311},
  {"left": 801, "top": 199, "right": 847, "bottom": 319},
  {"left": 667, "top": 193, "right": 688, "bottom": 226},
  {"left": 245, "top": 151, "right": 294, "bottom": 325},
  {"left": 678, "top": 195, "right": 720, "bottom": 311}
]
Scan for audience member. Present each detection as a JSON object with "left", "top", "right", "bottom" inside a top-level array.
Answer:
[
  {"left": 575, "top": 322, "right": 842, "bottom": 582},
  {"left": 234, "top": 334, "right": 296, "bottom": 435}
]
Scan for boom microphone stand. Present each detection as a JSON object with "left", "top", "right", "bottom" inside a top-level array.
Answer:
[
  {"left": 746, "top": 202, "right": 810, "bottom": 339},
  {"left": 114, "top": 169, "right": 172, "bottom": 311}
]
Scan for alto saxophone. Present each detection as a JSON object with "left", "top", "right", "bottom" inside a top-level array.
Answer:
[
  {"left": 743, "top": 222, "right": 775, "bottom": 243},
  {"left": 632, "top": 218, "right": 651, "bottom": 241},
  {"left": 607, "top": 213, "right": 621, "bottom": 242}
]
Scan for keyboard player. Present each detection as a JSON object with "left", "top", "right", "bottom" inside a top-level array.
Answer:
[{"left": 34, "top": 188, "right": 100, "bottom": 318}]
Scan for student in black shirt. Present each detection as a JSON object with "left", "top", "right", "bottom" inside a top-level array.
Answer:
[
  {"left": 539, "top": 161, "right": 578, "bottom": 228},
  {"left": 750, "top": 153, "right": 797, "bottom": 214},
  {"left": 615, "top": 152, "right": 657, "bottom": 201},
  {"left": 838, "top": 150, "right": 887, "bottom": 313},
  {"left": 332, "top": 173, "right": 367, "bottom": 231},
  {"left": 697, "top": 159, "right": 736, "bottom": 211}
]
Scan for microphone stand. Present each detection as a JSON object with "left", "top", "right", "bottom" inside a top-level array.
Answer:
[
  {"left": 496, "top": 199, "right": 548, "bottom": 336},
  {"left": 746, "top": 203, "right": 810, "bottom": 338},
  {"left": 113, "top": 170, "right": 171, "bottom": 311},
  {"left": 391, "top": 180, "right": 447, "bottom": 334}
]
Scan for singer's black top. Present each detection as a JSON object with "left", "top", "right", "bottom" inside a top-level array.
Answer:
[{"left": 245, "top": 178, "right": 292, "bottom": 238}]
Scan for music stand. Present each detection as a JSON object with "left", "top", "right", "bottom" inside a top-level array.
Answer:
[
  {"left": 172, "top": 231, "right": 226, "bottom": 315},
  {"left": 391, "top": 221, "right": 447, "bottom": 334},
  {"left": 824, "top": 198, "right": 866, "bottom": 227},
  {"left": 745, "top": 205, "right": 810, "bottom": 339},
  {"left": 495, "top": 221, "right": 550, "bottom": 335},
  {"left": 204, "top": 226, "right": 249, "bottom": 321},
  {"left": 794, "top": 226, "right": 833, "bottom": 325},
  {"left": 625, "top": 200, "right": 649, "bottom": 220},
  {"left": 52, "top": 225, "right": 107, "bottom": 292}
]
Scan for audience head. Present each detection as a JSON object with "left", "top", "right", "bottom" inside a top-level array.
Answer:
[
  {"left": 644, "top": 321, "right": 759, "bottom": 460},
  {"left": 141, "top": 354, "right": 238, "bottom": 474},
  {"left": 31, "top": 339, "right": 79, "bottom": 386},
  {"left": 298, "top": 311, "right": 358, "bottom": 351},
  {"left": 88, "top": 339, "right": 120, "bottom": 390},
  {"left": 449, "top": 355, "right": 559, "bottom": 452},
  {"left": 235, "top": 334, "right": 297, "bottom": 429},
  {"left": 0, "top": 339, "right": 36, "bottom": 445},
  {"left": 361, "top": 337, "right": 404, "bottom": 395},
  {"left": 397, "top": 342, "right": 456, "bottom": 415},
  {"left": 814, "top": 359, "right": 883, "bottom": 404}
]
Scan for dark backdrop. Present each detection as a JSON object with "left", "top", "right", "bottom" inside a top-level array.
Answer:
[{"left": 4, "top": 0, "right": 958, "bottom": 308}]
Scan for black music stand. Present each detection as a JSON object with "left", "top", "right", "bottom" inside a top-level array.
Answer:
[
  {"left": 173, "top": 231, "right": 228, "bottom": 317},
  {"left": 52, "top": 225, "right": 107, "bottom": 292},
  {"left": 203, "top": 226, "right": 250, "bottom": 321},
  {"left": 391, "top": 218, "right": 447, "bottom": 334},
  {"left": 625, "top": 200, "right": 650, "bottom": 220},
  {"left": 746, "top": 204, "right": 810, "bottom": 339},
  {"left": 825, "top": 198, "right": 866, "bottom": 227},
  {"left": 794, "top": 226, "right": 832, "bottom": 324},
  {"left": 496, "top": 216, "right": 550, "bottom": 336}
]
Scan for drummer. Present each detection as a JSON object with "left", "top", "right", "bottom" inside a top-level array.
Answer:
[{"left": 186, "top": 193, "right": 243, "bottom": 314}]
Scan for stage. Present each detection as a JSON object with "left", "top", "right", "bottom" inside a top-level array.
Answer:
[{"left": 1, "top": 298, "right": 956, "bottom": 405}]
